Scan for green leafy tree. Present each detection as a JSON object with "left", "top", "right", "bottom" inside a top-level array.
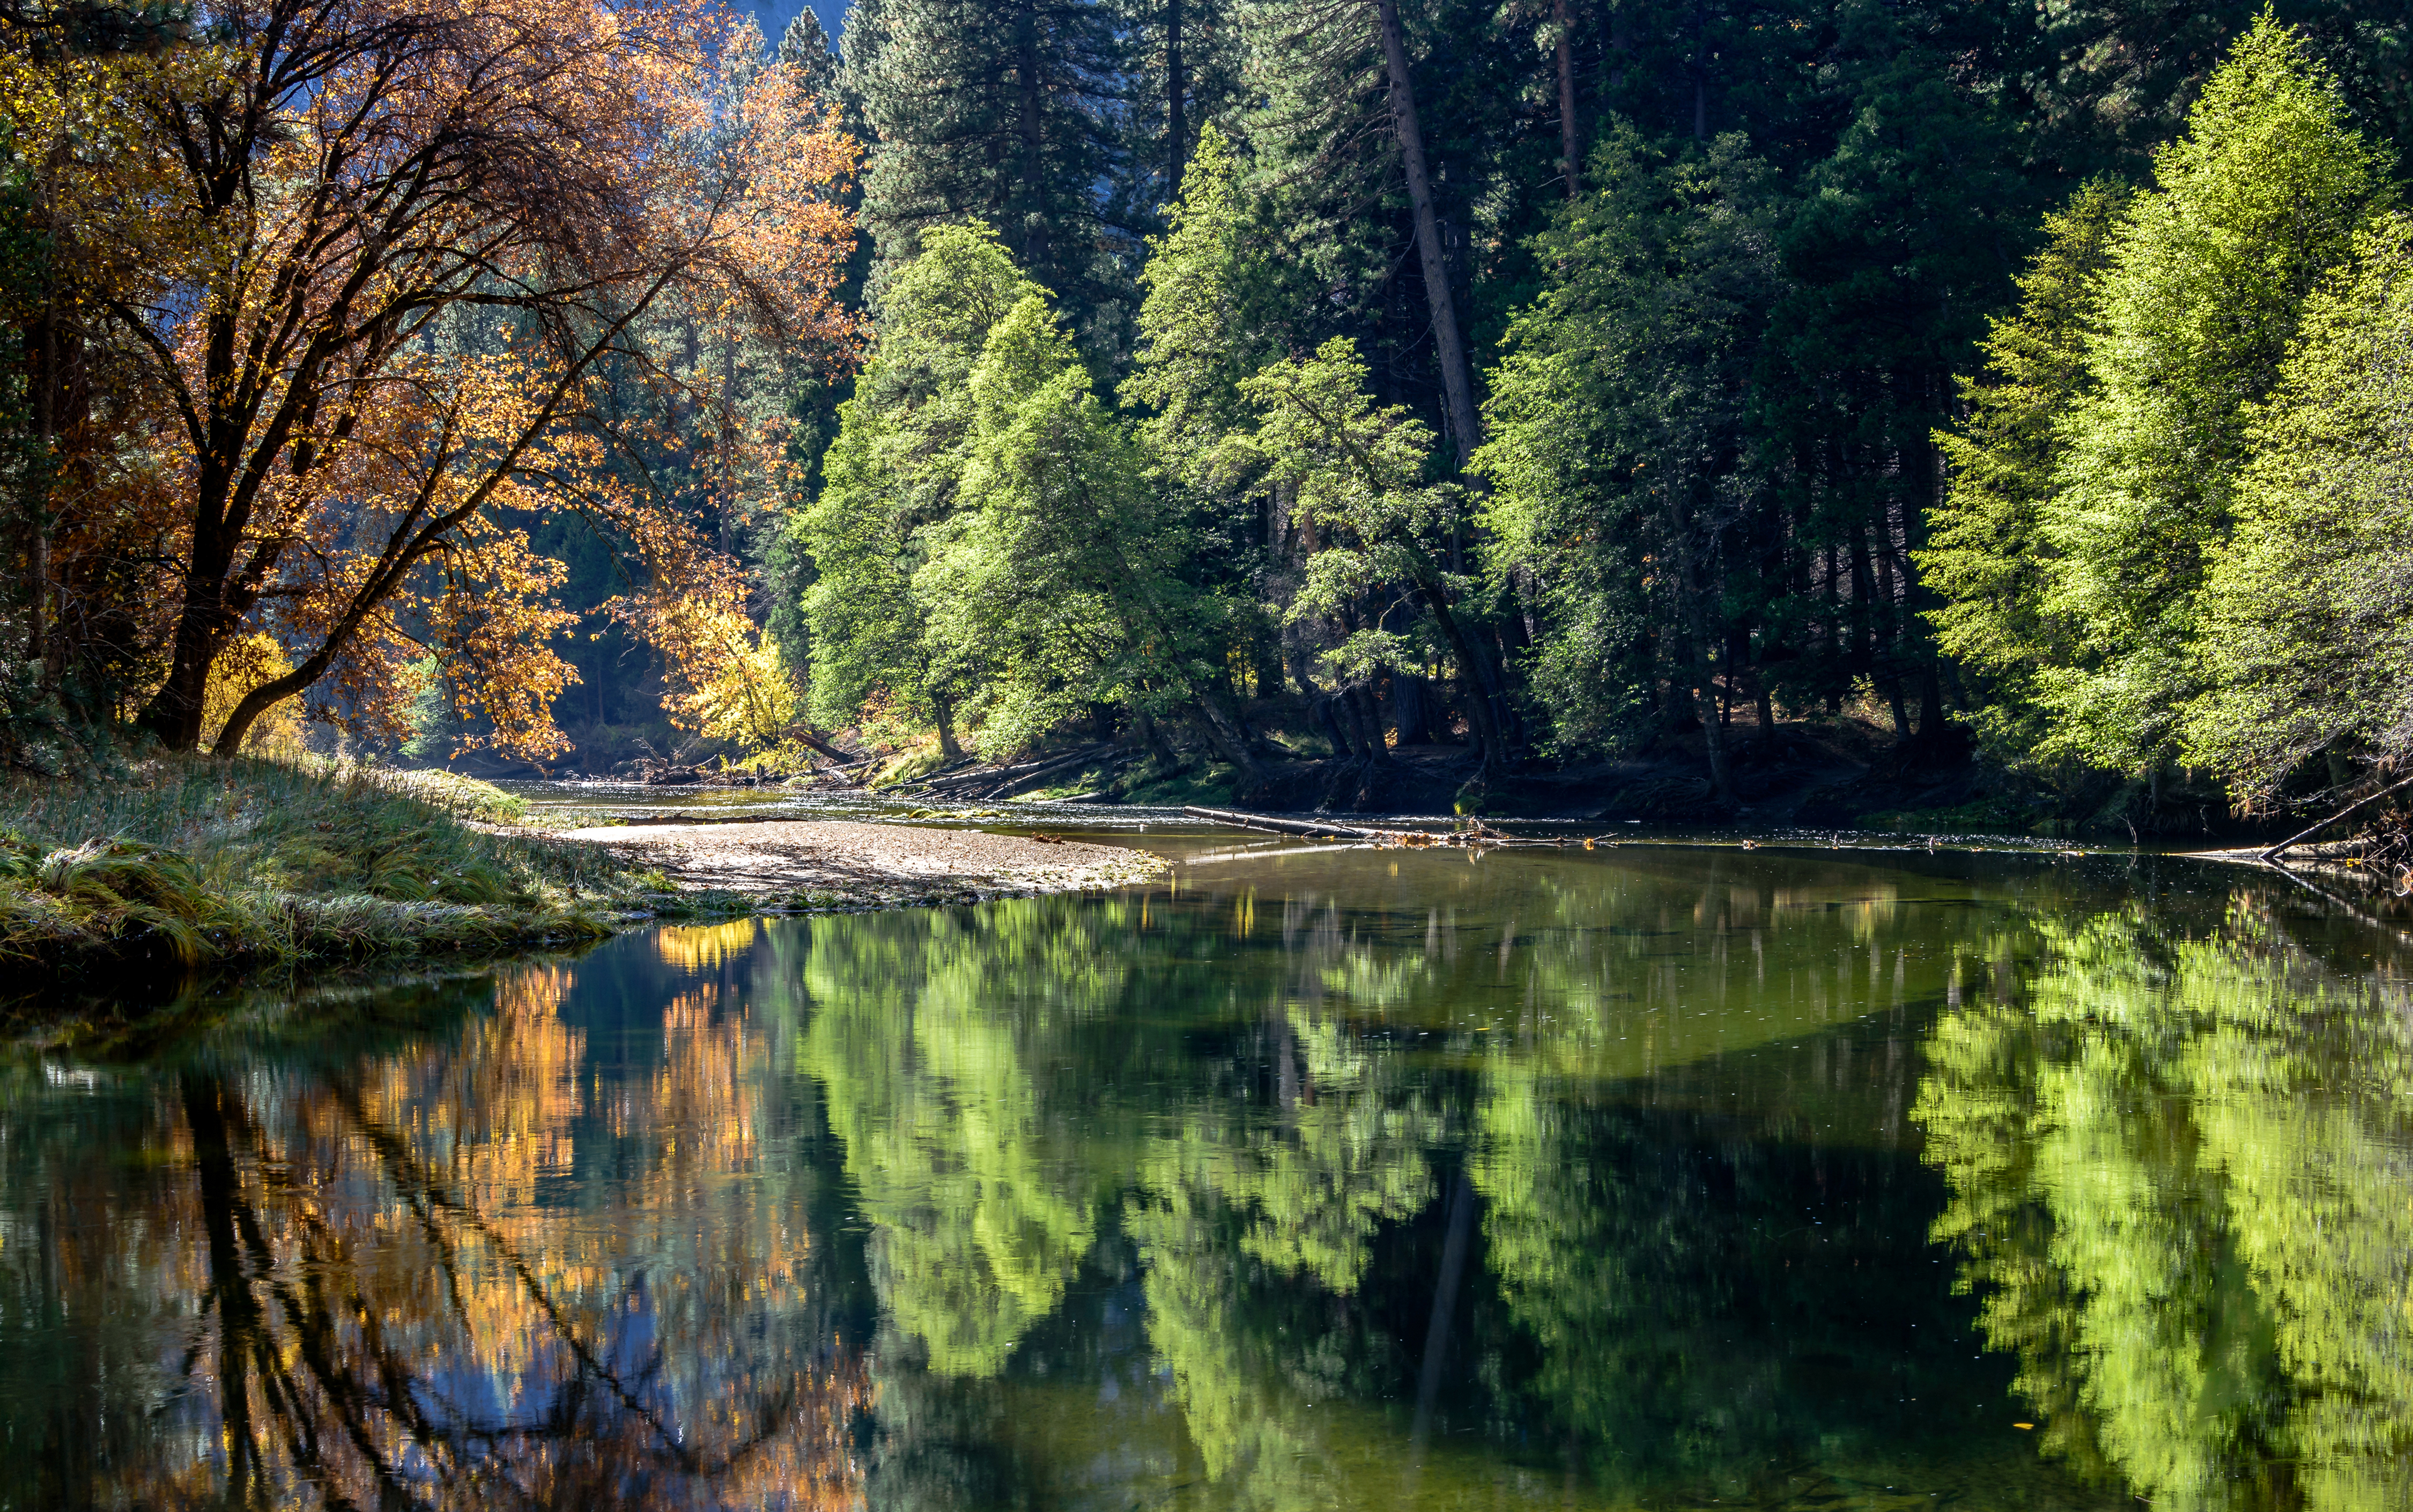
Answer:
[
  {"left": 1921, "top": 181, "right": 2129, "bottom": 756},
  {"left": 1243, "top": 338, "right": 1515, "bottom": 768},
  {"left": 800, "top": 223, "right": 1038, "bottom": 753},
  {"left": 1473, "top": 128, "right": 1780, "bottom": 790},
  {"left": 2185, "top": 216, "right": 2413, "bottom": 804},
  {"left": 916, "top": 289, "right": 1255, "bottom": 764},
  {"left": 2031, "top": 15, "right": 2393, "bottom": 774}
]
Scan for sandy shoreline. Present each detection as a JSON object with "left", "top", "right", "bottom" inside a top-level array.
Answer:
[{"left": 558, "top": 819, "right": 1168, "bottom": 908}]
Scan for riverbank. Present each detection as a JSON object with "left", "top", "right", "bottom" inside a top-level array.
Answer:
[
  {"left": 1, "top": 757, "right": 1173, "bottom": 1005},
  {"left": 0, "top": 757, "right": 649, "bottom": 985},
  {"left": 555, "top": 818, "right": 1167, "bottom": 907}
]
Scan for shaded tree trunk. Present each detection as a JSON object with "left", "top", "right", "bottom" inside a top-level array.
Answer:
[
  {"left": 932, "top": 693, "right": 965, "bottom": 761},
  {"left": 1166, "top": 0, "right": 1188, "bottom": 189},
  {"left": 1554, "top": 0, "right": 1581, "bottom": 198},
  {"left": 1375, "top": 0, "right": 1481, "bottom": 467}
]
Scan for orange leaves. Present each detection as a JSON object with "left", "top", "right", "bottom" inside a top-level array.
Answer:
[{"left": 62, "top": 0, "right": 863, "bottom": 752}]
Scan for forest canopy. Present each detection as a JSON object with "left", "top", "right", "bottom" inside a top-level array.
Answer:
[{"left": 6, "top": 0, "right": 2412, "bottom": 827}]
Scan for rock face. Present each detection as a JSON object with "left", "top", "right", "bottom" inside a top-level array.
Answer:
[{"left": 554, "top": 819, "right": 1168, "bottom": 908}]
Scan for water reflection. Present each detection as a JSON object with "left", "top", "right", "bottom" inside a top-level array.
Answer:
[
  {"left": 1918, "top": 898, "right": 2413, "bottom": 1509},
  {"left": 3, "top": 960, "right": 864, "bottom": 1511},
  {"left": 4, "top": 846, "right": 2408, "bottom": 1510}
]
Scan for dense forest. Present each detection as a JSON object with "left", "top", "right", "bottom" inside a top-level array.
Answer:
[{"left": 5, "top": 0, "right": 2412, "bottom": 832}]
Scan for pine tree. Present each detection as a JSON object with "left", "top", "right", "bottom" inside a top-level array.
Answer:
[
  {"left": 776, "top": 8, "right": 840, "bottom": 101},
  {"left": 2185, "top": 215, "right": 2413, "bottom": 804},
  {"left": 1920, "top": 180, "right": 2128, "bottom": 755},
  {"left": 843, "top": 0, "right": 1135, "bottom": 355},
  {"left": 2034, "top": 15, "right": 2393, "bottom": 774}
]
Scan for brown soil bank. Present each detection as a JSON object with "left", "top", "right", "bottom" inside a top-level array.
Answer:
[{"left": 558, "top": 819, "right": 1167, "bottom": 907}]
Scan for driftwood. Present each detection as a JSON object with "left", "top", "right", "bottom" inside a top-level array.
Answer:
[
  {"left": 2260, "top": 772, "right": 2413, "bottom": 865},
  {"left": 897, "top": 743, "right": 1122, "bottom": 799},
  {"left": 1182, "top": 806, "right": 1383, "bottom": 840},
  {"left": 987, "top": 750, "right": 1136, "bottom": 799},
  {"left": 1182, "top": 805, "right": 1582, "bottom": 851}
]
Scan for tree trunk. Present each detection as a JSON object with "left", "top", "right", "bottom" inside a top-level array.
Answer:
[
  {"left": 1193, "top": 690, "right": 1267, "bottom": 789},
  {"left": 1691, "top": 0, "right": 1707, "bottom": 141},
  {"left": 1016, "top": 7, "right": 1049, "bottom": 275},
  {"left": 1348, "top": 685, "right": 1392, "bottom": 764},
  {"left": 1675, "top": 533, "right": 1733, "bottom": 801},
  {"left": 1130, "top": 704, "right": 1176, "bottom": 763},
  {"left": 1312, "top": 695, "right": 1354, "bottom": 758},
  {"left": 1374, "top": 0, "right": 1481, "bottom": 468},
  {"left": 932, "top": 693, "right": 965, "bottom": 761},
  {"left": 1390, "top": 672, "right": 1431, "bottom": 745},
  {"left": 1553, "top": 0, "right": 1581, "bottom": 199},
  {"left": 1166, "top": 0, "right": 1188, "bottom": 191},
  {"left": 1691, "top": 644, "right": 1734, "bottom": 802},
  {"left": 1405, "top": 569, "right": 1514, "bottom": 770}
]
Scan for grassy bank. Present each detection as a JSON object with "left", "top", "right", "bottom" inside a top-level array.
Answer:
[{"left": 1, "top": 757, "right": 708, "bottom": 983}]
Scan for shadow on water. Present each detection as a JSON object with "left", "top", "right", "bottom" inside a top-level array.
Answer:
[{"left": 3, "top": 843, "right": 2409, "bottom": 1509}]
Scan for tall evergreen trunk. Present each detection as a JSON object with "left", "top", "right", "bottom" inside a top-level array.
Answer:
[
  {"left": 1374, "top": 0, "right": 1481, "bottom": 468},
  {"left": 1016, "top": 9, "right": 1050, "bottom": 274},
  {"left": 1166, "top": 0, "right": 1188, "bottom": 189},
  {"left": 1553, "top": 0, "right": 1581, "bottom": 199}
]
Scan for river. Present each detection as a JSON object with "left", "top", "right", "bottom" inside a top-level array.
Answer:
[{"left": 4, "top": 824, "right": 2409, "bottom": 1509}]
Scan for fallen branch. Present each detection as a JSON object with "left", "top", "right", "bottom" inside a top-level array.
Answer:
[
  {"left": 2259, "top": 772, "right": 2413, "bottom": 866},
  {"left": 1183, "top": 805, "right": 1383, "bottom": 840},
  {"left": 897, "top": 743, "right": 1114, "bottom": 795},
  {"left": 987, "top": 749, "right": 1136, "bottom": 800}
]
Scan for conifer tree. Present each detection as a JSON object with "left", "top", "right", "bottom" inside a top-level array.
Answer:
[
  {"left": 1474, "top": 128, "right": 1781, "bottom": 788},
  {"left": 843, "top": 0, "right": 1135, "bottom": 353},
  {"left": 2185, "top": 216, "right": 2413, "bottom": 804},
  {"left": 776, "top": 8, "right": 840, "bottom": 101},
  {"left": 2031, "top": 15, "right": 2392, "bottom": 774},
  {"left": 1920, "top": 181, "right": 2128, "bottom": 754}
]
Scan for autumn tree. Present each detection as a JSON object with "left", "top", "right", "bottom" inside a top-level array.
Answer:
[{"left": 66, "top": 0, "right": 855, "bottom": 757}]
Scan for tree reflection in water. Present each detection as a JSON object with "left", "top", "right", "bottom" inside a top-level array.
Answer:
[
  {"left": 1919, "top": 899, "right": 2413, "bottom": 1510},
  {"left": 13, "top": 849, "right": 2413, "bottom": 1512},
  {"left": 3, "top": 960, "right": 867, "bottom": 1511}
]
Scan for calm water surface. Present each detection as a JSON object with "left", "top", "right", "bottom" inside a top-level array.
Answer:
[{"left": 5, "top": 840, "right": 2411, "bottom": 1510}]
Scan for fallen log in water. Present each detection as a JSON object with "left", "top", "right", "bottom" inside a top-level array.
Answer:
[
  {"left": 1181, "top": 806, "right": 1384, "bottom": 840},
  {"left": 1180, "top": 806, "right": 1592, "bottom": 850}
]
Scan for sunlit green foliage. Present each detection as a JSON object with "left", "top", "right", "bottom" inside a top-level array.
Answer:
[
  {"left": 1921, "top": 182, "right": 2128, "bottom": 756},
  {"left": 2184, "top": 216, "right": 2413, "bottom": 802},
  {"left": 1919, "top": 907, "right": 2413, "bottom": 1508},
  {"left": 1996, "top": 17, "right": 2393, "bottom": 774},
  {"left": 1474, "top": 129, "right": 1779, "bottom": 761}
]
